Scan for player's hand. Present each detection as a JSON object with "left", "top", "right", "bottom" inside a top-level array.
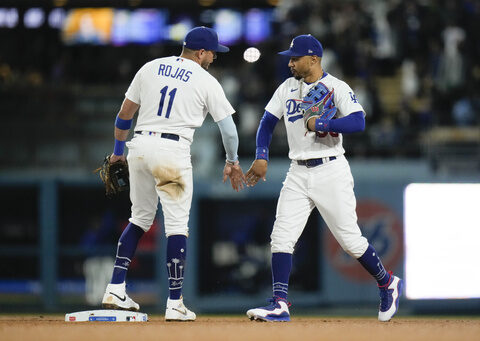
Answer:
[
  {"left": 245, "top": 159, "right": 268, "bottom": 187},
  {"left": 307, "top": 116, "right": 317, "bottom": 131},
  {"left": 223, "top": 161, "right": 245, "bottom": 192},
  {"left": 109, "top": 154, "right": 126, "bottom": 163}
]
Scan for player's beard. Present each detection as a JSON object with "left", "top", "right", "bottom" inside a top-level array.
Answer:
[
  {"left": 201, "top": 61, "right": 210, "bottom": 70},
  {"left": 291, "top": 68, "right": 302, "bottom": 80}
]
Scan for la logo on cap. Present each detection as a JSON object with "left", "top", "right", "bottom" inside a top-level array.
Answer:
[{"left": 290, "top": 40, "right": 294, "bottom": 48}]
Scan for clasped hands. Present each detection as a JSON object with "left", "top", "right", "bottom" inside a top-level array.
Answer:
[{"left": 223, "top": 159, "right": 268, "bottom": 191}]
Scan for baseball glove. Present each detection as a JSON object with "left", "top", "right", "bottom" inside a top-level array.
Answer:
[
  {"left": 94, "top": 155, "right": 129, "bottom": 197},
  {"left": 300, "top": 82, "right": 337, "bottom": 130}
]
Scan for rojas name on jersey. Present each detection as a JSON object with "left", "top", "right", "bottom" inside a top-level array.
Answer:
[{"left": 158, "top": 64, "right": 192, "bottom": 83}]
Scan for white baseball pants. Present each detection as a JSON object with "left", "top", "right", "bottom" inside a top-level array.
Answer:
[
  {"left": 126, "top": 134, "right": 193, "bottom": 236},
  {"left": 270, "top": 155, "right": 368, "bottom": 258}
]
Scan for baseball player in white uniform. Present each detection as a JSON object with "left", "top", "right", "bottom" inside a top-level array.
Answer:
[
  {"left": 245, "top": 35, "right": 402, "bottom": 322},
  {"left": 101, "top": 27, "right": 245, "bottom": 321}
]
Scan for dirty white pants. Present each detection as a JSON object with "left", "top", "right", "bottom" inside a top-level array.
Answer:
[{"left": 126, "top": 134, "right": 193, "bottom": 236}]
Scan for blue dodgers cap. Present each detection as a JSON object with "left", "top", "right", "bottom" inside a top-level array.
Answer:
[
  {"left": 278, "top": 34, "right": 323, "bottom": 57},
  {"left": 183, "top": 26, "right": 229, "bottom": 53}
]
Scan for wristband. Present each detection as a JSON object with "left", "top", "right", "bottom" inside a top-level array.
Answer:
[
  {"left": 315, "top": 118, "right": 330, "bottom": 132},
  {"left": 226, "top": 159, "right": 239, "bottom": 166},
  {"left": 113, "top": 139, "right": 126, "bottom": 156},
  {"left": 255, "top": 147, "right": 269, "bottom": 161},
  {"left": 115, "top": 115, "right": 133, "bottom": 130}
]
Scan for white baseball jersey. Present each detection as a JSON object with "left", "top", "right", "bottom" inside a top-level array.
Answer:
[
  {"left": 265, "top": 73, "right": 364, "bottom": 160},
  {"left": 267, "top": 72, "right": 369, "bottom": 258},
  {"left": 125, "top": 56, "right": 235, "bottom": 143},
  {"left": 125, "top": 55, "right": 234, "bottom": 235}
]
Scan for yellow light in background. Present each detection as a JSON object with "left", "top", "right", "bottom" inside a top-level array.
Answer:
[
  {"left": 266, "top": 0, "right": 279, "bottom": 6},
  {"left": 170, "top": 23, "right": 190, "bottom": 42},
  {"left": 62, "top": 8, "right": 114, "bottom": 45},
  {"left": 198, "top": 0, "right": 216, "bottom": 7}
]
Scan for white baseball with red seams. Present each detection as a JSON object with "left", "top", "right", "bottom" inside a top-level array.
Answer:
[
  {"left": 265, "top": 73, "right": 369, "bottom": 258},
  {"left": 244, "top": 47, "right": 261, "bottom": 63}
]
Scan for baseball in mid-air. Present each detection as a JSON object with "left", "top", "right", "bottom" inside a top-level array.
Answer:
[{"left": 243, "top": 47, "right": 261, "bottom": 63}]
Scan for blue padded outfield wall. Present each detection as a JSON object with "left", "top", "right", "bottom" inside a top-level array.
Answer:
[{"left": 0, "top": 159, "right": 478, "bottom": 314}]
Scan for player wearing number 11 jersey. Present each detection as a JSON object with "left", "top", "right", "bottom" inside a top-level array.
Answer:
[{"left": 101, "top": 26, "right": 245, "bottom": 321}]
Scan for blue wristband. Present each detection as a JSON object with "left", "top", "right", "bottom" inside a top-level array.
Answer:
[
  {"left": 115, "top": 115, "right": 133, "bottom": 130},
  {"left": 315, "top": 118, "right": 330, "bottom": 132},
  {"left": 255, "top": 147, "right": 269, "bottom": 161},
  {"left": 113, "top": 139, "right": 126, "bottom": 156}
]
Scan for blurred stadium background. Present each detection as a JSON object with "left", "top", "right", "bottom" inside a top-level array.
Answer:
[{"left": 0, "top": 0, "right": 479, "bottom": 316}]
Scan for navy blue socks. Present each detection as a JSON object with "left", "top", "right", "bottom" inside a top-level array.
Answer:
[
  {"left": 166, "top": 235, "right": 187, "bottom": 300},
  {"left": 272, "top": 252, "right": 292, "bottom": 300},
  {"left": 111, "top": 223, "right": 145, "bottom": 284},
  {"left": 357, "top": 244, "right": 391, "bottom": 286}
]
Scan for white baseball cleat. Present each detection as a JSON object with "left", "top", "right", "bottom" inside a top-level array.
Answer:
[
  {"left": 165, "top": 296, "right": 196, "bottom": 321},
  {"left": 378, "top": 273, "right": 403, "bottom": 322},
  {"left": 102, "top": 282, "right": 140, "bottom": 312},
  {"left": 247, "top": 297, "right": 291, "bottom": 322}
]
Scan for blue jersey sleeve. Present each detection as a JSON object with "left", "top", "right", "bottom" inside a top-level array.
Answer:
[
  {"left": 329, "top": 111, "right": 365, "bottom": 133},
  {"left": 255, "top": 111, "right": 279, "bottom": 161}
]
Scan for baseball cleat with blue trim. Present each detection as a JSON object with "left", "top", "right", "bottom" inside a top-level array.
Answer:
[
  {"left": 246, "top": 297, "right": 291, "bottom": 322},
  {"left": 378, "top": 272, "right": 403, "bottom": 322},
  {"left": 102, "top": 282, "right": 140, "bottom": 312}
]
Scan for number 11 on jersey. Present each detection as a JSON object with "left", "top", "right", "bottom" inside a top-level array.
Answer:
[{"left": 157, "top": 86, "right": 177, "bottom": 118}]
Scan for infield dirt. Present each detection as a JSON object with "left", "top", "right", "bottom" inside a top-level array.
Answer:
[{"left": 1, "top": 315, "right": 479, "bottom": 341}]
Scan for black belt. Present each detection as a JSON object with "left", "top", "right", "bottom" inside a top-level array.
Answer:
[
  {"left": 134, "top": 131, "right": 179, "bottom": 141},
  {"left": 297, "top": 156, "right": 336, "bottom": 168}
]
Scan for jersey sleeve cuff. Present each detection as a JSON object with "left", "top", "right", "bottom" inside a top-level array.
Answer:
[
  {"left": 255, "top": 147, "right": 269, "bottom": 161},
  {"left": 226, "top": 154, "right": 239, "bottom": 163}
]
